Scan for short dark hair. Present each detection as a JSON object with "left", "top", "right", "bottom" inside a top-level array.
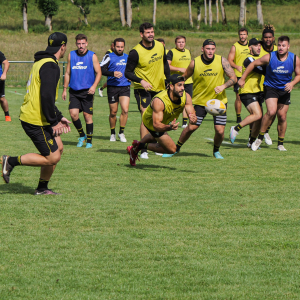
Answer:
[
  {"left": 139, "top": 22, "right": 153, "bottom": 33},
  {"left": 75, "top": 34, "right": 87, "bottom": 41},
  {"left": 239, "top": 27, "right": 248, "bottom": 35},
  {"left": 278, "top": 36, "right": 290, "bottom": 44},
  {"left": 156, "top": 38, "right": 165, "bottom": 44},
  {"left": 175, "top": 35, "right": 186, "bottom": 43},
  {"left": 114, "top": 38, "right": 125, "bottom": 46}
]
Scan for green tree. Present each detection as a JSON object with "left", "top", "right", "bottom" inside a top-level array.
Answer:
[
  {"left": 70, "top": 0, "right": 91, "bottom": 25},
  {"left": 37, "top": 0, "right": 59, "bottom": 31}
]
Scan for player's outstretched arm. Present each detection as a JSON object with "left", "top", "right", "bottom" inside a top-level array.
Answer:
[
  {"left": 62, "top": 53, "right": 71, "bottom": 101},
  {"left": 88, "top": 54, "right": 102, "bottom": 95},
  {"left": 227, "top": 45, "right": 241, "bottom": 73},
  {"left": 183, "top": 60, "right": 194, "bottom": 82},
  {"left": 184, "top": 93, "right": 197, "bottom": 124},
  {"left": 285, "top": 56, "right": 300, "bottom": 93},
  {"left": 0, "top": 60, "right": 9, "bottom": 81}
]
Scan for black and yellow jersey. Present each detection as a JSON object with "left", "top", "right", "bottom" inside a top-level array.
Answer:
[
  {"left": 105, "top": 49, "right": 113, "bottom": 55},
  {"left": 192, "top": 54, "right": 227, "bottom": 106},
  {"left": 167, "top": 48, "right": 193, "bottom": 84},
  {"left": 259, "top": 44, "right": 277, "bottom": 90},
  {"left": 142, "top": 89, "right": 186, "bottom": 131},
  {"left": 239, "top": 53, "right": 263, "bottom": 95},
  {"left": 233, "top": 41, "right": 249, "bottom": 77}
]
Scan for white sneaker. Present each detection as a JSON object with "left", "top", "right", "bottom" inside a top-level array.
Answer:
[
  {"left": 98, "top": 88, "right": 103, "bottom": 97},
  {"left": 264, "top": 133, "right": 272, "bottom": 145},
  {"left": 247, "top": 142, "right": 251, "bottom": 148},
  {"left": 181, "top": 124, "right": 188, "bottom": 128},
  {"left": 140, "top": 152, "right": 149, "bottom": 159},
  {"left": 251, "top": 139, "right": 262, "bottom": 151},
  {"left": 110, "top": 134, "right": 116, "bottom": 142},
  {"left": 229, "top": 126, "right": 239, "bottom": 144},
  {"left": 118, "top": 133, "right": 127, "bottom": 143},
  {"left": 155, "top": 152, "right": 163, "bottom": 156},
  {"left": 277, "top": 145, "right": 287, "bottom": 151}
]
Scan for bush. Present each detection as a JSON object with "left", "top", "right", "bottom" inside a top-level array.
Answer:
[{"left": 29, "top": 24, "right": 49, "bottom": 33}]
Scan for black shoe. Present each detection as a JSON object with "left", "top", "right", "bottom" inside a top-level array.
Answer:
[{"left": 1, "top": 155, "right": 14, "bottom": 184}]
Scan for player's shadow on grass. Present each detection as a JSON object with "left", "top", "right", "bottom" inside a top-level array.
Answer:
[
  {"left": 283, "top": 140, "right": 300, "bottom": 145},
  {"left": 61, "top": 141, "right": 79, "bottom": 146},
  {"left": 0, "top": 183, "right": 34, "bottom": 195},
  {"left": 96, "top": 149, "right": 127, "bottom": 154},
  {"left": 125, "top": 164, "right": 177, "bottom": 171},
  {"left": 93, "top": 135, "right": 110, "bottom": 141},
  {"left": 178, "top": 152, "right": 211, "bottom": 157}
]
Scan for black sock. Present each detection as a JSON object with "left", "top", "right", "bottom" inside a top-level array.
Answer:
[
  {"left": 176, "top": 141, "right": 183, "bottom": 152},
  {"left": 73, "top": 119, "right": 85, "bottom": 137},
  {"left": 141, "top": 149, "right": 147, "bottom": 154},
  {"left": 258, "top": 132, "right": 265, "bottom": 140},
  {"left": 213, "top": 144, "right": 220, "bottom": 153},
  {"left": 119, "top": 126, "right": 125, "bottom": 134},
  {"left": 249, "top": 128, "right": 252, "bottom": 139},
  {"left": 8, "top": 156, "right": 22, "bottom": 167},
  {"left": 36, "top": 178, "right": 49, "bottom": 191},
  {"left": 111, "top": 128, "right": 115, "bottom": 135},
  {"left": 278, "top": 136, "right": 284, "bottom": 146},
  {"left": 265, "top": 126, "right": 271, "bottom": 134},
  {"left": 86, "top": 123, "right": 93, "bottom": 144},
  {"left": 5, "top": 111, "right": 9, "bottom": 117},
  {"left": 100, "top": 87, "right": 104, "bottom": 91},
  {"left": 138, "top": 143, "right": 148, "bottom": 151},
  {"left": 234, "top": 123, "right": 243, "bottom": 132},
  {"left": 249, "top": 136, "right": 256, "bottom": 145},
  {"left": 182, "top": 118, "right": 188, "bottom": 126}
]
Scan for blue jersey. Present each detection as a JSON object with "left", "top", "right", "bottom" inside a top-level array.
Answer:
[
  {"left": 69, "top": 50, "right": 95, "bottom": 91},
  {"left": 264, "top": 51, "right": 295, "bottom": 90}
]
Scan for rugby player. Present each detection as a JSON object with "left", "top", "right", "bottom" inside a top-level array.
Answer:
[
  {"left": 1, "top": 32, "right": 71, "bottom": 195},
  {"left": 62, "top": 34, "right": 101, "bottom": 149},
  {"left": 156, "top": 38, "right": 168, "bottom": 55},
  {"left": 0, "top": 51, "right": 11, "bottom": 121},
  {"left": 229, "top": 38, "right": 265, "bottom": 147},
  {"left": 239, "top": 36, "right": 300, "bottom": 151},
  {"left": 228, "top": 28, "right": 249, "bottom": 123},
  {"left": 100, "top": 38, "right": 130, "bottom": 142},
  {"left": 125, "top": 22, "right": 170, "bottom": 159},
  {"left": 126, "top": 74, "right": 197, "bottom": 166},
  {"left": 167, "top": 35, "right": 193, "bottom": 128},
  {"left": 163, "top": 39, "right": 237, "bottom": 159}
]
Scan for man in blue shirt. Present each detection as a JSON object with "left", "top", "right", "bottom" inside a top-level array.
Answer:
[
  {"left": 62, "top": 34, "right": 101, "bottom": 148},
  {"left": 239, "top": 36, "right": 300, "bottom": 151},
  {"left": 100, "top": 38, "right": 130, "bottom": 143}
]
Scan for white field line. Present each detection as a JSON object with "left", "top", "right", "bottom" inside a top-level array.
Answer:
[{"left": 7, "top": 90, "right": 24, "bottom": 96}]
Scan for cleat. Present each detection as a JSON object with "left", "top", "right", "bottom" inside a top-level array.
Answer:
[
  {"left": 155, "top": 152, "right": 163, "bottom": 156},
  {"left": 98, "top": 88, "right": 103, "bottom": 97},
  {"left": 132, "top": 140, "right": 141, "bottom": 152},
  {"left": 277, "top": 145, "right": 287, "bottom": 151},
  {"left": 251, "top": 139, "right": 262, "bottom": 151},
  {"left": 264, "top": 133, "right": 272, "bottom": 145},
  {"left": 1, "top": 155, "right": 14, "bottom": 183},
  {"left": 5, "top": 116, "right": 11, "bottom": 122},
  {"left": 181, "top": 124, "right": 188, "bottom": 129},
  {"left": 110, "top": 134, "right": 116, "bottom": 142},
  {"left": 127, "top": 145, "right": 139, "bottom": 166},
  {"left": 247, "top": 142, "right": 251, "bottom": 148},
  {"left": 77, "top": 135, "right": 87, "bottom": 147},
  {"left": 118, "top": 133, "right": 127, "bottom": 143},
  {"left": 213, "top": 151, "right": 224, "bottom": 159},
  {"left": 86, "top": 143, "right": 92, "bottom": 148},
  {"left": 229, "top": 126, "right": 239, "bottom": 144},
  {"left": 162, "top": 152, "right": 177, "bottom": 158},
  {"left": 140, "top": 152, "right": 149, "bottom": 159},
  {"left": 34, "top": 189, "right": 61, "bottom": 195}
]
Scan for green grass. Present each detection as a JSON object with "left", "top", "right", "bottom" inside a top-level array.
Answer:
[{"left": 0, "top": 87, "right": 300, "bottom": 298}]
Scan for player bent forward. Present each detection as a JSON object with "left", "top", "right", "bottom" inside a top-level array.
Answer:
[{"left": 127, "top": 74, "right": 197, "bottom": 166}]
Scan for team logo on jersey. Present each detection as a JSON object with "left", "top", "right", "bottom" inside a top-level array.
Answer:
[
  {"left": 72, "top": 62, "right": 87, "bottom": 70},
  {"left": 89, "top": 107, "right": 93, "bottom": 111},
  {"left": 48, "top": 139, "right": 53, "bottom": 145},
  {"left": 111, "top": 96, "right": 115, "bottom": 102},
  {"left": 200, "top": 69, "right": 218, "bottom": 76},
  {"left": 273, "top": 66, "right": 289, "bottom": 74},
  {"left": 148, "top": 53, "right": 162, "bottom": 64},
  {"left": 204, "top": 69, "right": 213, "bottom": 72},
  {"left": 179, "top": 55, "right": 190, "bottom": 61},
  {"left": 142, "top": 98, "right": 147, "bottom": 103},
  {"left": 116, "top": 59, "right": 126, "bottom": 66}
]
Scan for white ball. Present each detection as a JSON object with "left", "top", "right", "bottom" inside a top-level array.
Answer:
[{"left": 205, "top": 99, "right": 226, "bottom": 116}]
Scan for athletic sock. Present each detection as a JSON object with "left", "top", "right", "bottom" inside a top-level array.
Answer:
[
  {"left": 213, "top": 144, "right": 220, "bottom": 153},
  {"left": 249, "top": 136, "right": 256, "bottom": 145},
  {"left": 278, "top": 136, "right": 284, "bottom": 146},
  {"left": 176, "top": 141, "right": 183, "bottom": 152},
  {"left": 258, "top": 132, "right": 265, "bottom": 140},
  {"left": 36, "top": 178, "right": 49, "bottom": 191},
  {"left": 100, "top": 87, "right": 104, "bottom": 91},
  {"left": 73, "top": 119, "right": 85, "bottom": 137},
  {"left": 236, "top": 114, "right": 242, "bottom": 122},
  {"left": 111, "top": 128, "right": 116, "bottom": 135},
  {"left": 141, "top": 149, "right": 147, "bottom": 154},
  {"left": 4, "top": 111, "right": 9, "bottom": 117},
  {"left": 138, "top": 143, "right": 148, "bottom": 151},
  {"left": 86, "top": 123, "right": 93, "bottom": 144},
  {"left": 182, "top": 118, "right": 188, "bottom": 126},
  {"left": 265, "top": 126, "right": 271, "bottom": 134},
  {"left": 119, "top": 126, "right": 125, "bottom": 134},
  {"left": 249, "top": 128, "right": 252, "bottom": 139},
  {"left": 234, "top": 123, "right": 243, "bottom": 132},
  {"left": 8, "top": 156, "right": 22, "bottom": 167}
]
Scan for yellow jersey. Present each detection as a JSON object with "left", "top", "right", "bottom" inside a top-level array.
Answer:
[
  {"left": 233, "top": 41, "right": 249, "bottom": 77},
  {"left": 133, "top": 40, "right": 165, "bottom": 92},
  {"left": 20, "top": 58, "right": 59, "bottom": 126},
  {"left": 142, "top": 89, "right": 186, "bottom": 132},
  {"left": 192, "top": 55, "right": 227, "bottom": 106}
]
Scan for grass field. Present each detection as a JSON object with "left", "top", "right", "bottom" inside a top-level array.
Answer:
[{"left": 0, "top": 87, "right": 300, "bottom": 299}]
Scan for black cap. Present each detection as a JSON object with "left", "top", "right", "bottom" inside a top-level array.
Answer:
[
  {"left": 46, "top": 32, "right": 67, "bottom": 54},
  {"left": 203, "top": 39, "right": 216, "bottom": 47},
  {"left": 168, "top": 74, "right": 185, "bottom": 85},
  {"left": 249, "top": 38, "right": 262, "bottom": 46}
]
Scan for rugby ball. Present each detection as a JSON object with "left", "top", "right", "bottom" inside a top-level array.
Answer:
[{"left": 205, "top": 99, "right": 226, "bottom": 116}]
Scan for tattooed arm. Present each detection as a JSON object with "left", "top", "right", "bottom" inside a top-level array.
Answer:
[{"left": 214, "top": 57, "right": 237, "bottom": 94}]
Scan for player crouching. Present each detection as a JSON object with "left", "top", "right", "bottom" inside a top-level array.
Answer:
[{"left": 127, "top": 74, "right": 196, "bottom": 166}]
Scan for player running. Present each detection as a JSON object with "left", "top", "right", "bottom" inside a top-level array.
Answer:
[
  {"left": 100, "top": 38, "right": 131, "bottom": 142},
  {"left": 239, "top": 36, "right": 300, "bottom": 151},
  {"left": 126, "top": 74, "right": 197, "bottom": 166},
  {"left": 62, "top": 34, "right": 101, "bottom": 149},
  {"left": 0, "top": 51, "right": 11, "bottom": 121}
]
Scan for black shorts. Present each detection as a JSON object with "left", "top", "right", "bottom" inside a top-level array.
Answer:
[
  {"left": 69, "top": 88, "right": 94, "bottom": 114},
  {"left": 194, "top": 104, "right": 227, "bottom": 126},
  {"left": 144, "top": 125, "right": 165, "bottom": 138},
  {"left": 184, "top": 83, "right": 193, "bottom": 97},
  {"left": 264, "top": 85, "right": 291, "bottom": 105},
  {"left": 240, "top": 92, "right": 264, "bottom": 108},
  {"left": 0, "top": 80, "right": 5, "bottom": 97},
  {"left": 234, "top": 77, "right": 241, "bottom": 93},
  {"left": 134, "top": 89, "right": 160, "bottom": 112},
  {"left": 107, "top": 85, "right": 130, "bottom": 104},
  {"left": 21, "top": 121, "right": 58, "bottom": 157}
]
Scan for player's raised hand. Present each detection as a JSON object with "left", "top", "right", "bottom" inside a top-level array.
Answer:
[
  {"left": 169, "top": 118, "right": 179, "bottom": 131},
  {"left": 188, "top": 113, "right": 197, "bottom": 125},
  {"left": 140, "top": 80, "right": 152, "bottom": 92}
]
